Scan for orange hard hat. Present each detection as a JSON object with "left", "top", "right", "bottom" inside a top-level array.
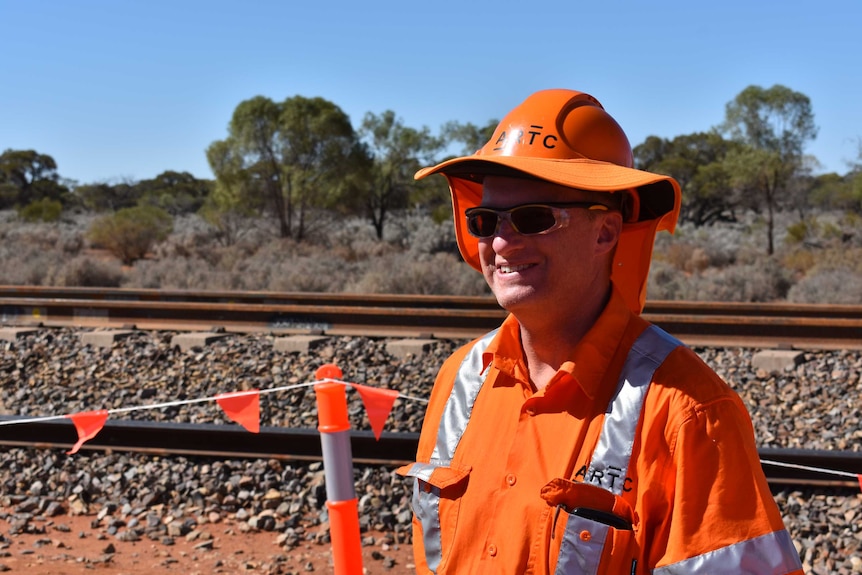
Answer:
[{"left": 415, "top": 89, "right": 681, "bottom": 314}]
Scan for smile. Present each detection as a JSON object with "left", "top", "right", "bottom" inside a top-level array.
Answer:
[{"left": 498, "top": 264, "right": 533, "bottom": 274}]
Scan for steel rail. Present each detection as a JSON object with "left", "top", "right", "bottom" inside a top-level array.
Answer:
[
  {"left": 2, "top": 285, "right": 862, "bottom": 319},
  {"left": 1, "top": 287, "right": 860, "bottom": 348},
  {"left": 0, "top": 417, "right": 858, "bottom": 488}
]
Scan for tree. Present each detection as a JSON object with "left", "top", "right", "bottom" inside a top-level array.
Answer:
[
  {"left": 440, "top": 119, "right": 498, "bottom": 156},
  {"left": 0, "top": 149, "right": 69, "bottom": 210},
  {"left": 721, "top": 85, "right": 817, "bottom": 254},
  {"left": 358, "top": 111, "right": 442, "bottom": 239},
  {"left": 135, "top": 170, "right": 213, "bottom": 215},
  {"left": 207, "top": 95, "right": 364, "bottom": 240},
  {"left": 74, "top": 180, "right": 140, "bottom": 212},
  {"left": 279, "top": 96, "right": 366, "bottom": 240}
]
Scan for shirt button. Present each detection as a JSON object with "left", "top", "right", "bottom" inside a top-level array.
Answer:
[
  {"left": 506, "top": 474, "right": 517, "bottom": 486},
  {"left": 488, "top": 543, "right": 498, "bottom": 556},
  {"left": 580, "top": 530, "right": 591, "bottom": 542}
]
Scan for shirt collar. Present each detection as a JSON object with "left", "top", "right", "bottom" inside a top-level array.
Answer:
[{"left": 482, "top": 283, "right": 633, "bottom": 399}]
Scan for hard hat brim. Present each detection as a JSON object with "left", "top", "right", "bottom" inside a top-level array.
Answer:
[{"left": 417, "top": 155, "right": 673, "bottom": 195}]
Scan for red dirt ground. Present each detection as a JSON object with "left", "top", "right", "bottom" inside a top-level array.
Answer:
[{"left": 0, "top": 508, "right": 415, "bottom": 574}]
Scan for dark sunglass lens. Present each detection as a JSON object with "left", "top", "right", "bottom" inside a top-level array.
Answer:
[
  {"left": 511, "top": 206, "right": 557, "bottom": 234},
  {"left": 468, "top": 211, "right": 499, "bottom": 237}
]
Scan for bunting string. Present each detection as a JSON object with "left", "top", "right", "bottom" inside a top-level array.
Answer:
[
  {"left": 0, "top": 379, "right": 427, "bottom": 427},
  {"left": 760, "top": 459, "right": 859, "bottom": 479},
  {"left": 0, "top": 374, "right": 855, "bottom": 489}
]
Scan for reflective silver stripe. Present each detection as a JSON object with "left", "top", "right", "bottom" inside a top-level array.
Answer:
[
  {"left": 430, "top": 328, "right": 498, "bottom": 465},
  {"left": 401, "top": 461, "right": 438, "bottom": 482},
  {"left": 418, "top": 328, "right": 498, "bottom": 572},
  {"left": 319, "top": 430, "right": 356, "bottom": 501},
  {"left": 653, "top": 530, "right": 803, "bottom": 575},
  {"left": 586, "top": 325, "right": 680, "bottom": 495},
  {"left": 556, "top": 326, "right": 679, "bottom": 572},
  {"left": 554, "top": 515, "right": 610, "bottom": 575},
  {"left": 413, "top": 475, "right": 443, "bottom": 572}
]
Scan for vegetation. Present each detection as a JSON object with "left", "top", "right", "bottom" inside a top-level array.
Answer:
[
  {"left": 86, "top": 205, "right": 173, "bottom": 265},
  {"left": 1, "top": 84, "right": 860, "bottom": 304}
]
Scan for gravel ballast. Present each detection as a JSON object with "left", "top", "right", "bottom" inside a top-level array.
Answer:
[{"left": 1, "top": 328, "right": 860, "bottom": 573}]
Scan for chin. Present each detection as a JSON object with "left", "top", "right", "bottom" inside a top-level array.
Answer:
[{"left": 492, "top": 286, "right": 543, "bottom": 313}]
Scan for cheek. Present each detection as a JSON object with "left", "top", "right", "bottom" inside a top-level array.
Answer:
[{"left": 477, "top": 240, "right": 495, "bottom": 265}]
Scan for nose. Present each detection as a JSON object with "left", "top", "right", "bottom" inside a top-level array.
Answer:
[{"left": 489, "top": 218, "right": 524, "bottom": 251}]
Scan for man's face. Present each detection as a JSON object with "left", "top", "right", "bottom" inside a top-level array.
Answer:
[{"left": 476, "top": 176, "right": 621, "bottom": 321}]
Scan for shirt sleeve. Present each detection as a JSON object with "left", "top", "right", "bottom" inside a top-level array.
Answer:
[{"left": 650, "top": 392, "right": 803, "bottom": 574}]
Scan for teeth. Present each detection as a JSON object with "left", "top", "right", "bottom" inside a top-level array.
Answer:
[{"left": 499, "top": 264, "right": 531, "bottom": 274}]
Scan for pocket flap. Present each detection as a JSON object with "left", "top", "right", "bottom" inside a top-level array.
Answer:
[
  {"left": 541, "top": 478, "right": 635, "bottom": 525},
  {"left": 396, "top": 461, "right": 471, "bottom": 489}
]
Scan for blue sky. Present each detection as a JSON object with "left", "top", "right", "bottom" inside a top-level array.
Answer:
[{"left": 2, "top": 0, "right": 860, "bottom": 185}]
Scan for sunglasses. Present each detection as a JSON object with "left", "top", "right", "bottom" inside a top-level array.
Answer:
[{"left": 464, "top": 202, "right": 610, "bottom": 238}]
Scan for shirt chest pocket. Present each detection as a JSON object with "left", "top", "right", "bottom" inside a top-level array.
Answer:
[
  {"left": 396, "top": 462, "right": 471, "bottom": 572},
  {"left": 541, "top": 478, "right": 638, "bottom": 575}
]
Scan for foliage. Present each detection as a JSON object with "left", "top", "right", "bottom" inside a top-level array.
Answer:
[
  {"left": 207, "top": 95, "right": 366, "bottom": 241},
  {"left": 0, "top": 149, "right": 70, "bottom": 210},
  {"left": 135, "top": 171, "right": 213, "bottom": 215},
  {"left": 73, "top": 181, "right": 140, "bottom": 212},
  {"left": 18, "top": 198, "right": 63, "bottom": 222},
  {"left": 357, "top": 111, "right": 444, "bottom": 239},
  {"left": 440, "top": 118, "right": 498, "bottom": 156},
  {"left": 87, "top": 205, "right": 173, "bottom": 265},
  {"left": 720, "top": 84, "right": 818, "bottom": 255},
  {"left": 5, "top": 87, "right": 862, "bottom": 303}
]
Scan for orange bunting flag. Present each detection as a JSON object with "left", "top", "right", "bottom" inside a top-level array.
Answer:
[
  {"left": 216, "top": 390, "right": 261, "bottom": 434},
  {"left": 858, "top": 475, "right": 862, "bottom": 492},
  {"left": 66, "top": 410, "right": 109, "bottom": 455},
  {"left": 351, "top": 383, "right": 399, "bottom": 440}
]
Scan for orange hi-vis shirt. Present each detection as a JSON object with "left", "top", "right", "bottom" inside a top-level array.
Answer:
[{"left": 398, "top": 285, "right": 802, "bottom": 574}]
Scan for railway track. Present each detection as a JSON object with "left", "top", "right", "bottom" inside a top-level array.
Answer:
[
  {"left": 0, "top": 416, "right": 858, "bottom": 489},
  {"left": 1, "top": 286, "right": 860, "bottom": 349},
  {"left": 1, "top": 286, "right": 859, "bottom": 489}
]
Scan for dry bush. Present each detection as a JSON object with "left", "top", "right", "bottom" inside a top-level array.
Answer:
[
  {"left": 0, "top": 242, "right": 68, "bottom": 285},
  {"left": 653, "top": 222, "right": 745, "bottom": 272},
  {"left": 124, "top": 258, "right": 240, "bottom": 290},
  {"left": 347, "top": 252, "right": 488, "bottom": 296},
  {"left": 787, "top": 269, "right": 862, "bottom": 304},
  {"left": 648, "top": 258, "right": 792, "bottom": 302},
  {"left": 1, "top": 208, "right": 860, "bottom": 303},
  {"left": 268, "top": 256, "right": 358, "bottom": 293},
  {"left": 49, "top": 256, "right": 123, "bottom": 287}
]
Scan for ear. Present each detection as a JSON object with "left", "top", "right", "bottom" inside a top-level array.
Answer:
[{"left": 595, "top": 211, "right": 623, "bottom": 256}]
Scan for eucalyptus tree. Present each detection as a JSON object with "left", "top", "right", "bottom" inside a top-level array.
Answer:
[
  {"left": 0, "top": 149, "right": 69, "bottom": 210},
  {"left": 358, "top": 110, "right": 443, "bottom": 239},
  {"left": 721, "top": 85, "right": 817, "bottom": 254},
  {"left": 280, "top": 96, "right": 369, "bottom": 240},
  {"left": 135, "top": 170, "right": 212, "bottom": 215},
  {"left": 207, "top": 95, "right": 365, "bottom": 240},
  {"left": 440, "top": 119, "right": 498, "bottom": 156}
]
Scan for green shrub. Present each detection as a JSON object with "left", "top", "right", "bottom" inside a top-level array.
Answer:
[
  {"left": 785, "top": 220, "right": 809, "bottom": 244},
  {"left": 18, "top": 198, "right": 63, "bottom": 222},
  {"left": 87, "top": 205, "right": 173, "bottom": 265}
]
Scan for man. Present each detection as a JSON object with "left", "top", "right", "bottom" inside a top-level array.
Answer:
[{"left": 397, "top": 89, "right": 802, "bottom": 574}]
